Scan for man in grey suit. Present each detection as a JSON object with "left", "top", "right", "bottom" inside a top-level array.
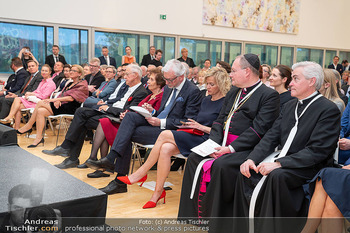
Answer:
[{"left": 0, "top": 60, "right": 42, "bottom": 119}]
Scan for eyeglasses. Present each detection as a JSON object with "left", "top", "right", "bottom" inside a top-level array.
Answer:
[
  {"left": 89, "top": 64, "right": 99, "bottom": 68},
  {"left": 163, "top": 76, "right": 178, "bottom": 83},
  {"left": 124, "top": 72, "right": 134, "bottom": 76},
  {"left": 70, "top": 70, "right": 79, "bottom": 73},
  {"left": 230, "top": 68, "right": 246, "bottom": 74},
  {"left": 105, "top": 71, "right": 114, "bottom": 73}
]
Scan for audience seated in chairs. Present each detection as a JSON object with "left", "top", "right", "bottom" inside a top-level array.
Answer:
[
  {"left": 85, "top": 58, "right": 105, "bottom": 96},
  {"left": 178, "top": 54, "right": 279, "bottom": 231},
  {"left": 196, "top": 70, "right": 207, "bottom": 97},
  {"left": 51, "top": 62, "right": 65, "bottom": 88},
  {"left": 83, "top": 66, "right": 118, "bottom": 108},
  {"left": 85, "top": 59, "right": 202, "bottom": 195},
  {"left": 54, "top": 64, "right": 72, "bottom": 92},
  {"left": 81, "top": 67, "right": 165, "bottom": 178},
  {"left": 42, "top": 64, "right": 148, "bottom": 169},
  {"left": 16, "top": 65, "right": 88, "bottom": 148},
  {"left": 0, "top": 64, "right": 56, "bottom": 130},
  {"left": 119, "top": 67, "right": 231, "bottom": 209},
  {"left": 301, "top": 165, "right": 350, "bottom": 233},
  {"left": 232, "top": 61, "right": 340, "bottom": 233},
  {"left": 0, "top": 60, "right": 42, "bottom": 119}
]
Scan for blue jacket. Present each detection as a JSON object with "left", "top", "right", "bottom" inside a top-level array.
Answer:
[
  {"left": 341, "top": 102, "right": 350, "bottom": 138},
  {"left": 92, "top": 79, "right": 117, "bottom": 99}
]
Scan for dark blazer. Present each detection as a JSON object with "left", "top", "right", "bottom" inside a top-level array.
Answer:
[
  {"left": 106, "top": 84, "right": 148, "bottom": 117},
  {"left": 105, "top": 82, "right": 128, "bottom": 103},
  {"left": 328, "top": 63, "right": 343, "bottom": 75},
  {"left": 150, "top": 59, "right": 162, "bottom": 67},
  {"left": 98, "top": 56, "right": 117, "bottom": 68},
  {"left": 141, "top": 54, "right": 154, "bottom": 67},
  {"left": 177, "top": 57, "right": 196, "bottom": 68},
  {"left": 247, "top": 95, "right": 340, "bottom": 170},
  {"left": 15, "top": 72, "right": 43, "bottom": 97},
  {"left": 4, "top": 74, "right": 16, "bottom": 90},
  {"left": 155, "top": 79, "right": 202, "bottom": 130},
  {"left": 6, "top": 68, "right": 29, "bottom": 94},
  {"left": 84, "top": 71, "right": 105, "bottom": 95},
  {"left": 45, "top": 54, "right": 67, "bottom": 71},
  {"left": 210, "top": 84, "right": 280, "bottom": 152},
  {"left": 52, "top": 72, "right": 65, "bottom": 88}
]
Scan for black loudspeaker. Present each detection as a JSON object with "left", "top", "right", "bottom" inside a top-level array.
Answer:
[{"left": 0, "top": 124, "right": 17, "bottom": 146}]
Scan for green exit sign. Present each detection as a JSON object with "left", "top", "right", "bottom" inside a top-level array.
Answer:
[{"left": 160, "top": 14, "right": 167, "bottom": 20}]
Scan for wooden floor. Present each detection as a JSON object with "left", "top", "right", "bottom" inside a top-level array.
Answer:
[{"left": 18, "top": 126, "right": 185, "bottom": 218}]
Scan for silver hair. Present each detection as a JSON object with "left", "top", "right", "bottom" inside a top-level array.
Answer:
[
  {"left": 235, "top": 55, "right": 259, "bottom": 76},
  {"left": 107, "top": 65, "right": 117, "bottom": 73},
  {"left": 292, "top": 61, "right": 324, "bottom": 90},
  {"left": 140, "top": 65, "right": 148, "bottom": 72},
  {"left": 181, "top": 62, "right": 190, "bottom": 78},
  {"left": 162, "top": 59, "right": 185, "bottom": 77},
  {"left": 128, "top": 64, "right": 142, "bottom": 80},
  {"left": 89, "top": 57, "right": 101, "bottom": 66}
]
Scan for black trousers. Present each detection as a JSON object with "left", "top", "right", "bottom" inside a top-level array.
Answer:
[
  {"left": 107, "top": 112, "right": 163, "bottom": 175},
  {"left": 0, "top": 97, "right": 14, "bottom": 119}
]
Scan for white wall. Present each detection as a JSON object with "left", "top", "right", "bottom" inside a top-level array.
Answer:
[{"left": 0, "top": 0, "right": 349, "bottom": 50}]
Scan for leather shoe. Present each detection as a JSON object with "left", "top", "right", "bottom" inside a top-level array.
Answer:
[
  {"left": 42, "top": 146, "right": 69, "bottom": 157},
  {"left": 99, "top": 180, "right": 127, "bottom": 194},
  {"left": 55, "top": 158, "right": 79, "bottom": 169},
  {"left": 77, "top": 158, "right": 96, "bottom": 168},
  {"left": 86, "top": 157, "right": 115, "bottom": 174},
  {"left": 87, "top": 170, "right": 110, "bottom": 178}
]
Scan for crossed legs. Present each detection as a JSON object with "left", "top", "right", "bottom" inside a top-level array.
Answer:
[
  {"left": 3, "top": 97, "right": 26, "bottom": 129},
  {"left": 127, "top": 130, "right": 180, "bottom": 203}
]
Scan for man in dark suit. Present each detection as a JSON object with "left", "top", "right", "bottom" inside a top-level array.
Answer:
[
  {"left": 0, "top": 60, "right": 42, "bottom": 118},
  {"left": 45, "top": 45, "right": 67, "bottom": 71},
  {"left": 150, "top": 49, "right": 163, "bottom": 67},
  {"left": 177, "top": 47, "right": 196, "bottom": 68},
  {"left": 86, "top": 59, "right": 202, "bottom": 194},
  {"left": 0, "top": 57, "right": 28, "bottom": 97},
  {"left": 141, "top": 46, "right": 156, "bottom": 67},
  {"left": 328, "top": 55, "right": 343, "bottom": 75},
  {"left": 85, "top": 58, "right": 106, "bottom": 96},
  {"left": 42, "top": 64, "right": 149, "bottom": 169},
  {"left": 51, "top": 62, "right": 65, "bottom": 88},
  {"left": 98, "top": 46, "right": 117, "bottom": 68}
]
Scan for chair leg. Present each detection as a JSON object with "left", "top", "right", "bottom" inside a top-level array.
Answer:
[
  {"left": 48, "top": 117, "right": 56, "bottom": 136},
  {"left": 56, "top": 116, "right": 63, "bottom": 147}
]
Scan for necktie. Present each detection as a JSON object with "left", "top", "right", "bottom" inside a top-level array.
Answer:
[
  {"left": 21, "top": 75, "right": 33, "bottom": 94},
  {"left": 158, "top": 89, "right": 177, "bottom": 119},
  {"left": 55, "top": 56, "right": 58, "bottom": 63}
]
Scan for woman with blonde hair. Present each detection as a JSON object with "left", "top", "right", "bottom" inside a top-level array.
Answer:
[
  {"left": 116, "top": 67, "right": 232, "bottom": 209},
  {"left": 17, "top": 65, "right": 89, "bottom": 147},
  {"left": 320, "top": 69, "right": 345, "bottom": 113}
]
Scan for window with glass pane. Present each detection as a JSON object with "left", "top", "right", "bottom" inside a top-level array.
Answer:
[
  {"left": 180, "top": 38, "right": 221, "bottom": 68},
  {"left": 245, "top": 44, "right": 278, "bottom": 67},
  {"left": 280, "top": 47, "right": 294, "bottom": 67},
  {"left": 59, "top": 28, "right": 88, "bottom": 65},
  {"left": 95, "top": 31, "right": 150, "bottom": 67},
  {"left": 154, "top": 36, "right": 175, "bottom": 64},
  {"left": 339, "top": 51, "right": 350, "bottom": 62},
  {"left": 0, "top": 22, "right": 53, "bottom": 73},
  {"left": 224, "top": 42, "right": 241, "bottom": 66},
  {"left": 325, "top": 50, "right": 337, "bottom": 68},
  {"left": 296, "top": 48, "right": 323, "bottom": 66}
]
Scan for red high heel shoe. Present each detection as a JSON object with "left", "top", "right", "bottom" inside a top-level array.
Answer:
[
  {"left": 142, "top": 189, "right": 166, "bottom": 209},
  {"left": 117, "top": 174, "right": 148, "bottom": 187}
]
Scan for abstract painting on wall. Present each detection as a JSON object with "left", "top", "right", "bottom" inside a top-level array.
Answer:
[{"left": 203, "top": 0, "right": 300, "bottom": 34}]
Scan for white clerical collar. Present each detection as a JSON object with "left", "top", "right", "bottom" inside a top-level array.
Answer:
[
  {"left": 298, "top": 91, "right": 318, "bottom": 104},
  {"left": 242, "top": 80, "right": 261, "bottom": 92}
]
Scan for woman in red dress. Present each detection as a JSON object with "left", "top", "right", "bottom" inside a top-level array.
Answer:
[{"left": 81, "top": 68, "right": 166, "bottom": 176}]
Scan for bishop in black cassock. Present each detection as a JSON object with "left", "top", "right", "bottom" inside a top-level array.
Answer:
[
  {"left": 234, "top": 61, "right": 341, "bottom": 233},
  {"left": 178, "top": 54, "right": 280, "bottom": 231}
]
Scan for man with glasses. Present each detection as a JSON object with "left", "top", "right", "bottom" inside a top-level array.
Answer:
[
  {"left": 85, "top": 58, "right": 105, "bottom": 96},
  {"left": 178, "top": 54, "right": 280, "bottom": 231},
  {"left": 86, "top": 59, "right": 202, "bottom": 195},
  {"left": 43, "top": 64, "right": 148, "bottom": 169}
]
